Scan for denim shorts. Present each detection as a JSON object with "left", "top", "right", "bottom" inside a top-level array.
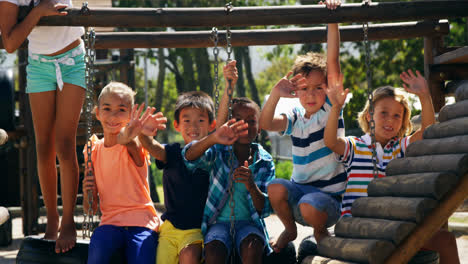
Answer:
[
  {"left": 26, "top": 41, "right": 86, "bottom": 93},
  {"left": 204, "top": 220, "right": 266, "bottom": 256},
  {"left": 269, "top": 178, "right": 341, "bottom": 227}
]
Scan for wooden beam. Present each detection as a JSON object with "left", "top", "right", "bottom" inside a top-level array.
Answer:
[
  {"left": 430, "top": 63, "right": 468, "bottom": 81},
  {"left": 32, "top": 1, "right": 468, "bottom": 27},
  {"left": 0, "top": 21, "right": 449, "bottom": 50},
  {"left": 384, "top": 172, "right": 468, "bottom": 264},
  {"left": 433, "top": 46, "right": 468, "bottom": 65}
]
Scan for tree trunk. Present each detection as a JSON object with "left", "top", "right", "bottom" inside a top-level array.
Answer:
[
  {"left": 242, "top": 47, "right": 261, "bottom": 106},
  {"left": 193, "top": 48, "right": 213, "bottom": 95},
  {"left": 234, "top": 47, "right": 246, "bottom": 98},
  {"left": 180, "top": 48, "right": 195, "bottom": 93},
  {"left": 155, "top": 48, "right": 166, "bottom": 112}
]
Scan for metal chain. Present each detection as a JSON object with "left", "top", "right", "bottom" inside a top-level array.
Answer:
[
  {"left": 211, "top": 27, "right": 220, "bottom": 114},
  {"left": 362, "top": 15, "right": 378, "bottom": 178},
  {"left": 83, "top": 11, "right": 96, "bottom": 238}
]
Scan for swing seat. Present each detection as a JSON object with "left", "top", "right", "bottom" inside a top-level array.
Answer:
[{"left": 16, "top": 236, "right": 126, "bottom": 264}]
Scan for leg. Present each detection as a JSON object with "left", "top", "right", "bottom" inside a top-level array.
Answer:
[
  {"left": 29, "top": 91, "right": 59, "bottom": 241},
  {"left": 156, "top": 222, "right": 180, "bottom": 264},
  {"left": 205, "top": 240, "right": 228, "bottom": 264},
  {"left": 298, "top": 191, "right": 340, "bottom": 243},
  {"left": 267, "top": 179, "right": 298, "bottom": 252},
  {"left": 87, "top": 225, "right": 125, "bottom": 264},
  {"left": 54, "top": 83, "right": 85, "bottom": 253},
  {"left": 179, "top": 243, "right": 202, "bottom": 264},
  {"left": 423, "top": 227, "right": 460, "bottom": 264},
  {"left": 239, "top": 234, "right": 264, "bottom": 264},
  {"left": 126, "top": 227, "right": 159, "bottom": 264}
]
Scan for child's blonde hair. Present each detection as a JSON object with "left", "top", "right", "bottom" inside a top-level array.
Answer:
[
  {"left": 292, "top": 52, "right": 327, "bottom": 77},
  {"left": 358, "top": 86, "right": 412, "bottom": 138},
  {"left": 97, "top": 82, "right": 136, "bottom": 107}
]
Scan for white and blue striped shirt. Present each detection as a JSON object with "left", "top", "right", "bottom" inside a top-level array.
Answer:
[{"left": 281, "top": 98, "right": 346, "bottom": 195}]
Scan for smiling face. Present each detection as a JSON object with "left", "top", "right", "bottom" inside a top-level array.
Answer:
[
  {"left": 368, "top": 97, "right": 405, "bottom": 146},
  {"left": 232, "top": 103, "right": 260, "bottom": 145},
  {"left": 96, "top": 92, "right": 132, "bottom": 135},
  {"left": 174, "top": 107, "right": 215, "bottom": 144},
  {"left": 296, "top": 70, "right": 327, "bottom": 118}
]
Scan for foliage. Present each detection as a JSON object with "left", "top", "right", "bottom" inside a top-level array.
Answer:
[{"left": 274, "top": 160, "right": 293, "bottom": 180}]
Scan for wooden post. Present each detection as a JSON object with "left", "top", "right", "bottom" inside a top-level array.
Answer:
[
  {"left": 384, "top": 172, "right": 468, "bottom": 264},
  {"left": 424, "top": 33, "right": 445, "bottom": 112},
  {"left": 18, "top": 49, "right": 39, "bottom": 236},
  {"left": 119, "top": 49, "right": 135, "bottom": 88}
]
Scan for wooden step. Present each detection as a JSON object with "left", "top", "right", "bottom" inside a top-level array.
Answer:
[
  {"left": 423, "top": 116, "right": 468, "bottom": 139},
  {"left": 406, "top": 135, "right": 468, "bottom": 156},
  {"left": 352, "top": 197, "right": 437, "bottom": 223},
  {"left": 455, "top": 80, "right": 468, "bottom": 102},
  {"left": 334, "top": 217, "right": 415, "bottom": 245},
  {"left": 386, "top": 153, "right": 468, "bottom": 176},
  {"left": 433, "top": 46, "right": 468, "bottom": 64},
  {"left": 367, "top": 172, "right": 457, "bottom": 200},
  {"left": 317, "top": 236, "right": 394, "bottom": 264},
  {"left": 438, "top": 100, "right": 468, "bottom": 122}
]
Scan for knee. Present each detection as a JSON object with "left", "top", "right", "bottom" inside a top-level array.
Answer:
[
  {"left": 205, "top": 240, "right": 227, "bottom": 259},
  {"left": 35, "top": 139, "right": 54, "bottom": 158},
  {"left": 55, "top": 136, "right": 76, "bottom": 161},
  {"left": 179, "top": 244, "right": 202, "bottom": 263},
  {"left": 268, "top": 183, "right": 288, "bottom": 201},
  {"left": 299, "top": 203, "right": 327, "bottom": 227},
  {"left": 240, "top": 235, "right": 264, "bottom": 261}
]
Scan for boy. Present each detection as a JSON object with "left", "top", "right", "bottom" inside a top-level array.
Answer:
[
  {"left": 259, "top": 20, "right": 345, "bottom": 251},
  {"left": 138, "top": 91, "right": 216, "bottom": 264}
]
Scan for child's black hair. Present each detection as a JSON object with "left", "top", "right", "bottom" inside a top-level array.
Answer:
[{"left": 174, "top": 91, "right": 215, "bottom": 123}]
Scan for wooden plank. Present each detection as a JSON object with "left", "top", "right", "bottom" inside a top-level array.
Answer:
[
  {"left": 31, "top": 1, "right": 468, "bottom": 27},
  {"left": 438, "top": 100, "right": 468, "bottom": 122},
  {"left": 406, "top": 135, "right": 468, "bottom": 157},
  {"left": 430, "top": 64, "right": 468, "bottom": 82},
  {"left": 367, "top": 172, "right": 457, "bottom": 200},
  {"left": 334, "top": 217, "right": 416, "bottom": 245},
  {"left": 423, "top": 117, "right": 468, "bottom": 139},
  {"left": 454, "top": 80, "right": 468, "bottom": 102},
  {"left": 433, "top": 46, "right": 468, "bottom": 65},
  {"left": 317, "top": 236, "right": 395, "bottom": 264},
  {"left": 424, "top": 35, "right": 445, "bottom": 112},
  {"left": 352, "top": 197, "right": 437, "bottom": 223},
  {"left": 385, "top": 172, "right": 468, "bottom": 264},
  {"left": 386, "top": 154, "right": 468, "bottom": 177},
  {"left": 0, "top": 21, "right": 449, "bottom": 50}
]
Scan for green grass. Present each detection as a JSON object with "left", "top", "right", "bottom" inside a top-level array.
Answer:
[{"left": 156, "top": 185, "right": 164, "bottom": 205}]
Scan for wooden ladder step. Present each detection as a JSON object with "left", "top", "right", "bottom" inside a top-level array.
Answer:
[
  {"left": 386, "top": 153, "right": 468, "bottom": 176},
  {"left": 406, "top": 135, "right": 468, "bottom": 157},
  {"left": 433, "top": 46, "right": 468, "bottom": 64}
]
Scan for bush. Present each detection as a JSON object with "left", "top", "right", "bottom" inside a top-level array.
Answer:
[{"left": 274, "top": 160, "right": 293, "bottom": 180}]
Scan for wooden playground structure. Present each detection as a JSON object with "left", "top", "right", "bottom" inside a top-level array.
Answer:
[{"left": 1, "top": 1, "right": 468, "bottom": 263}]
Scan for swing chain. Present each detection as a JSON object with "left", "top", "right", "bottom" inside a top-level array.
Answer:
[
  {"left": 83, "top": 25, "right": 96, "bottom": 239},
  {"left": 211, "top": 27, "right": 220, "bottom": 115},
  {"left": 363, "top": 21, "right": 378, "bottom": 178},
  {"left": 225, "top": 3, "right": 233, "bottom": 62}
]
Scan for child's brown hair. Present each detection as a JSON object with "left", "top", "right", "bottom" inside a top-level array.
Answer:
[{"left": 291, "top": 52, "right": 327, "bottom": 77}]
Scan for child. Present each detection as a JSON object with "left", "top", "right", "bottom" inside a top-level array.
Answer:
[
  {"left": 138, "top": 91, "right": 216, "bottom": 264},
  {"left": 82, "top": 82, "right": 165, "bottom": 264},
  {"left": 324, "top": 72, "right": 459, "bottom": 263},
  {"left": 183, "top": 97, "right": 275, "bottom": 264},
  {"left": 259, "top": 5, "right": 345, "bottom": 251},
  {"left": 0, "top": 0, "right": 85, "bottom": 252}
]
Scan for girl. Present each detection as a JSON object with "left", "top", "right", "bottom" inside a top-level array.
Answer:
[
  {"left": 324, "top": 70, "right": 459, "bottom": 264},
  {"left": 82, "top": 82, "right": 166, "bottom": 264},
  {"left": 0, "top": 0, "right": 85, "bottom": 253}
]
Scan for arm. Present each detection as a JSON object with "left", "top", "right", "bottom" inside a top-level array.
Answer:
[
  {"left": 259, "top": 72, "right": 306, "bottom": 132},
  {"left": 324, "top": 74, "right": 348, "bottom": 155},
  {"left": 138, "top": 135, "right": 167, "bottom": 163},
  {"left": 185, "top": 119, "right": 248, "bottom": 161},
  {"left": 400, "top": 69, "right": 435, "bottom": 142},
  {"left": 234, "top": 161, "right": 265, "bottom": 214},
  {"left": 216, "top": 60, "right": 238, "bottom": 128},
  {"left": 327, "top": 23, "right": 341, "bottom": 79},
  {"left": 0, "top": 1, "right": 67, "bottom": 53}
]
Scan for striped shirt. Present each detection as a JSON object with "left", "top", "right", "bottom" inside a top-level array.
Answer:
[
  {"left": 339, "top": 134, "right": 410, "bottom": 216},
  {"left": 281, "top": 97, "right": 347, "bottom": 195}
]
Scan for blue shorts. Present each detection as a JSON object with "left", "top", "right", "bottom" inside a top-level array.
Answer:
[
  {"left": 204, "top": 220, "right": 266, "bottom": 256},
  {"left": 87, "top": 225, "right": 159, "bottom": 264},
  {"left": 269, "top": 178, "right": 341, "bottom": 227},
  {"left": 26, "top": 41, "right": 86, "bottom": 93}
]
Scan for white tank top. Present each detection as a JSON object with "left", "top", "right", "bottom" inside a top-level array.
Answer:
[{"left": 1, "top": 0, "right": 85, "bottom": 54}]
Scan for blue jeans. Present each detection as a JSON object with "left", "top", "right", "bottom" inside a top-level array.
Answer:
[
  {"left": 204, "top": 220, "right": 266, "bottom": 257},
  {"left": 87, "top": 225, "right": 158, "bottom": 264},
  {"left": 269, "top": 178, "right": 341, "bottom": 227}
]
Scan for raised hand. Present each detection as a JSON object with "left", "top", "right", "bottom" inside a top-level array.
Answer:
[
  {"left": 319, "top": 0, "right": 341, "bottom": 10},
  {"left": 141, "top": 110, "right": 168, "bottom": 137},
  {"left": 326, "top": 73, "right": 349, "bottom": 107},
  {"left": 118, "top": 104, "right": 154, "bottom": 145},
  {"left": 400, "top": 69, "right": 429, "bottom": 97},
  {"left": 233, "top": 160, "right": 255, "bottom": 192},
  {"left": 214, "top": 119, "right": 248, "bottom": 145},
  {"left": 37, "top": 0, "right": 68, "bottom": 17},
  {"left": 223, "top": 60, "right": 238, "bottom": 89},
  {"left": 272, "top": 71, "right": 307, "bottom": 98}
]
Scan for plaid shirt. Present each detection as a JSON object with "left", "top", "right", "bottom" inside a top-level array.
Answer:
[{"left": 182, "top": 142, "right": 275, "bottom": 253}]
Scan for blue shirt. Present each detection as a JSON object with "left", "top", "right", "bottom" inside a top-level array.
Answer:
[
  {"left": 182, "top": 142, "right": 275, "bottom": 253},
  {"left": 156, "top": 143, "right": 209, "bottom": 230}
]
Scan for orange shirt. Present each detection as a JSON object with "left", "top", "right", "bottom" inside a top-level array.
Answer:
[{"left": 84, "top": 135, "right": 160, "bottom": 231}]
